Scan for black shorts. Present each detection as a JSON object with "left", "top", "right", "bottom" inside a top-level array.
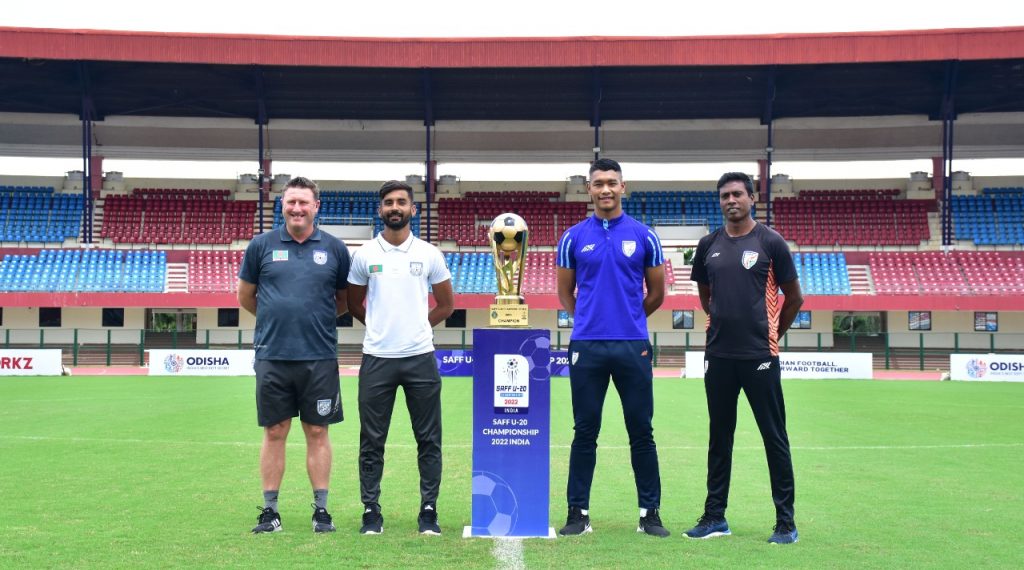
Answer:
[{"left": 254, "top": 359, "right": 344, "bottom": 427}]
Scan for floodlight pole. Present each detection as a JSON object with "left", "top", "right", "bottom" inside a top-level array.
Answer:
[
  {"left": 591, "top": 68, "right": 602, "bottom": 162},
  {"left": 423, "top": 69, "right": 436, "bottom": 243},
  {"left": 78, "top": 62, "right": 95, "bottom": 245},
  {"left": 761, "top": 69, "right": 777, "bottom": 228},
  {"left": 939, "top": 61, "right": 958, "bottom": 249}
]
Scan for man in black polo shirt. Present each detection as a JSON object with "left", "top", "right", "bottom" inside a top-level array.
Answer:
[
  {"left": 686, "top": 172, "right": 804, "bottom": 544},
  {"left": 238, "top": 176, "right": 350, "bottom": 534}
]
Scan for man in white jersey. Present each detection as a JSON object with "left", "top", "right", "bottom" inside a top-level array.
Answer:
[{"left": 347, "top": 180, "right": 454, "bottom": 535}]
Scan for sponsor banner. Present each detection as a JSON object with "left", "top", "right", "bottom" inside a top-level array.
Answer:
[
  {"left": 549, "top": 351, "right": 570, "bottom": 376},
  {"left": 148, "top": 350, "right": 255, "bottom": 376},
  {"left": 950, "top": 354, "right": 1024, "bottom": 382},
  {"left": 436, "top": 349, "right": 474, "bottom": 376},
  {"left": 470, "top": 328, "right": 551, "bottom": 538},
  {"left": 684, "top": 351, "right": 873, "bottom": 379},
  {"left": 0, "top": 349, "right": 62, "bottom": 376},
  {"left": 436, "top": 349, "right": 569, "bottom": 377}
]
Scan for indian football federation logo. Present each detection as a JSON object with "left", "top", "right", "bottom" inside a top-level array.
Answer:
[
  {"left": 163, "top": 354, "right": 184, "bottom": 374},
  {"left": 410, "top": 261, "right": 423, "bottom": 276},
  {"left": 966, "top": 359, "right": 987, "bottom": 379},
  {"left": 741, "top": 250, "right": 759, "bottom": 269},
  {"left": 316, "top": 399, "right": 332, "bottom": 416},
  {"left": 621, "top": 241, "right": 636, "bottom": 257},
  {"left": 313, "top": 250, "right": 327, "bottom": 265}
]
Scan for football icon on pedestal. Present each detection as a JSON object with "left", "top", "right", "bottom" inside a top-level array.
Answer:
[{"left": 490, "top": 213, "right": 527, "bottom": 253}]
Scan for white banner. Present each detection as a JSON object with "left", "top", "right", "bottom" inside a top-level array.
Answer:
[
  {"left": 684, "top": 351, "right": 873, "bottom": 380},
  {"left": 148, "top": 350, "right": 255, "bottom": 376},
  {"left": 0, "top": 349, "right": 63, "bottom": 376},
  {"left": 950, "top": 354, "right": 1024, "bottom": 382}
]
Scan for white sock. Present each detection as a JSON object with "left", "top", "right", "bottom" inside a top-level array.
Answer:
[
  {"left": 640, "top": 508, "right": 648, "bottom": 517},
  {"left": 581, "top": 509, "right": 589, "bottom": 516}
]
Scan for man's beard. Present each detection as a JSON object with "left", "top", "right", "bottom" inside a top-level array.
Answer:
[{"left": 384, "top": 213, "right": 411, "bottom": 230}]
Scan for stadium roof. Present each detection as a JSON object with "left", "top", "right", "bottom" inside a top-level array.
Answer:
[{"left": 1, "top": 26, "right": 1023, "bottom": 163}]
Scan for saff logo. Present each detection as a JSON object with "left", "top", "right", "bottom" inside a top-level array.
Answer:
[
  {"left": 966, "top": 359, "right": 987, "bottom": 379},
  {"left": 164, "top": 354, "right": 185, "bottom": 374}
]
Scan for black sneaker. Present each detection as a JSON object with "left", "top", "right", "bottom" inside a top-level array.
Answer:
[
  {"left": 311, "top": 504, "right": 336, "bottom": 533},
  {"left": 683, "top": 513, "right": 731, "bottom": 539},
  {"left": 768, "top": 520, "right": 799, "bottom": 544},
  {"left": 417, "top": 504, "right": 441, "bottom": 535},
  {"left": 360, "top": 504, "right": 384, "bottom": 535},
  {"left": 558, "top": 506, "right": 592, "bottom": 536},
  {"left": 252, "top": 506, "right": 281, "bottom": 534},
  {"left": 637, "top": 508, "right": 671, "bottom": 537}
]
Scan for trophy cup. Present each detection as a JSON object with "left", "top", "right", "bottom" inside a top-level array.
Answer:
[{"left": 488, "top": 213, "right": 529, "bottom": 327}]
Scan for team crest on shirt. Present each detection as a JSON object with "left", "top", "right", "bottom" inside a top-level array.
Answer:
[
  {"left": 313, "top": 250, "right": 328, "bottom": 265},
  {"left": 317, "top": 399, "right": 332, "bottom": 416},
  {"left": 410, "top": 262, "right": 423, "bottom": 276},
  {"left": 741, "top": 250, "right": 759, "bottom": 269},
  {"left": 621, "top": 241, "right": 636, "bottom": 257}
]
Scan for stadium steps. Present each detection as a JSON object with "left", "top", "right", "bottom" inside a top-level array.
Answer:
[
  {"left": 670, "top": 265, "right": 696, "bottom": 295},
  {"left": 165, "top": 262, "right": 188, "bottom": 292},
  {"left": 848, "top": 265, "right": 873, "bottom": 294},
  {"left": 144, "top": 331, "right": 200, "bottom": 350}
]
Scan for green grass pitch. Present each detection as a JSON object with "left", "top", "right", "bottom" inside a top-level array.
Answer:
[{"left": 1, "top": 375, "right": 1021, "bottom": 568}]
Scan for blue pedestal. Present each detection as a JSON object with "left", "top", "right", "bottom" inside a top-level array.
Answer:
[{"left": 465, "top": 328, "right": 553, "bottom": 538}]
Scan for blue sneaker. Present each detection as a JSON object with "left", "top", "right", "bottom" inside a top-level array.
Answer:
[
  {"left": 768, "top": 521, "right": 798, "bottom": 544},
  {"left": 683, "top": 514, "right": 731, "bottom": 539}
]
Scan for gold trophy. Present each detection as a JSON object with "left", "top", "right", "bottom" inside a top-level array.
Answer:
[{"left": 488, "top": 213, "right": 530, "bottom": 327}]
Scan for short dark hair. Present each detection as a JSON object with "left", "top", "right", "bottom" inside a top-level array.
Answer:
[
  {"left": 717, "top": 172, "right": 754, "bottom": 197},
  {"left": 379, "top": 180, "right": 414, "bottom": 202},
  {"left": 589, "top": 158, "right": 622, "bottom": 176},
  {"left": 285, "top": 176, "right": 319, "bottom": 201}
]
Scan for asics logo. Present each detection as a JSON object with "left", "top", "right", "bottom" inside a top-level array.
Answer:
[
  {"left": 757, "top": 361, "right": 771, "bottom": 371},
  {"left": 711, "top": 252, "right": 721, "bottom": 258},
  {"left": 581, "top": 244, "right": 596, "bottom": 253}
]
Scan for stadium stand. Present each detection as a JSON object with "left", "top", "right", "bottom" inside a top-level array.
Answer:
[
  {"left": 773, "top": 190, "right": 930, "bottom": 246},
  {"left": 793, "top": 252, "right": 851, "bottom": 295},
  {"left": 623, "top": 190, "right": 724, "bottom": 231},
  {"left": 437, "top": 193, "right": 586, "bottom": 246},
  {"left": 869, "top": 251, "right": 1024, "bottom": 295},
  {"left": 951, "top": 188, "right": 1024, "bottom": 245},
  {"left": 273, "top": 190, "right": 421, "bottom": 239},
  {"left": 0, "top": 248, "right": 166, "bottom": 292},
  {"left": 446, "top": 251, "right": 497, "bottom": 294},
  {"left": 0, "top": 187, "right": 84, "bottom": 243},
  {"left": 99, "top": 189, "right": 255, "bottom": 244},
  {"left": 188, "top": 250, "right": 243, "bottom": 293}
]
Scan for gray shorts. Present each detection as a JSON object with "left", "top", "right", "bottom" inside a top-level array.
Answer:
[{"left": 254, "top": 359, "right": 343, "bottom": 427}]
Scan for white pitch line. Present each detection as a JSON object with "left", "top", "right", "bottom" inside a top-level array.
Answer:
[
  {"left": 492, "top": 538, "right": 525, "bottom": 570},
  {"left": 1, "top": 435, "right": 1021, "bottom": 452}
]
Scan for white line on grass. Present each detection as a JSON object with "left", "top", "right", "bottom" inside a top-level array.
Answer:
[
  {"left": 2, "top": 435, "right": 1022, "bottom": 452},
  {"left": 492, "top": 538, "right": 525, "bottom": 570}
]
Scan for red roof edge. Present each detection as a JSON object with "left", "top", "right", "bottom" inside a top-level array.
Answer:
[{"left": 2, "top": 26, "right": 1023, "bottom": 68}]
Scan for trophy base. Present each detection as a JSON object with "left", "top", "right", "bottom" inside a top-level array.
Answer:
[{"left": 489, "top": 303, "right": 529, "bottom": 327}]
